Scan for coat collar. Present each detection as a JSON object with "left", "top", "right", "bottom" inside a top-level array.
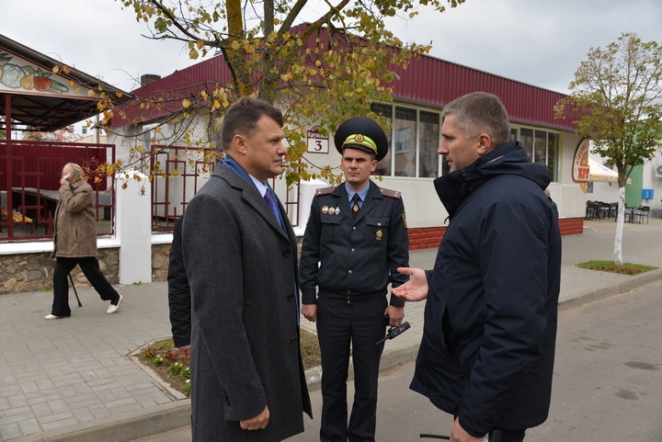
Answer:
[
  {"left": 434, "top": 141, "right": 550, "bottom": 219},
  {"left": 213, "top": 163, "right": 290, "bottom": 240},
  {"left": 330, "top": 181, "right": 383, "bottom": 224}
]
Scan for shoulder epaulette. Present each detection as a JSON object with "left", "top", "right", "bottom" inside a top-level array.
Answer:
[
  {"left": 380, "top": 188, "right": 402, "bottom": 199},
  {"left": 315, "top": 187, "right": 335, "bottom": 196}
]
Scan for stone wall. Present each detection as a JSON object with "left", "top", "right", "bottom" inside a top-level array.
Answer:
[
  {"left": 0, "top": 248, "right": 119, "bottom": 295},
  {"left": 152, "top": 243, "right": 171, "bottom": 282}
]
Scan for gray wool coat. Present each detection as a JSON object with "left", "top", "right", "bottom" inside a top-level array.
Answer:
[
  {"left": 182, "top": 164, "right": 312, "bottom": 442},
  {"left": 51, "top": 180, "right": 97, "bottom": 258}
]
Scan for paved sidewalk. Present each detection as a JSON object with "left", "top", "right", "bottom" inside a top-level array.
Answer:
[{"left": 1, "top": 219, "right": 661, "bottom": 442}]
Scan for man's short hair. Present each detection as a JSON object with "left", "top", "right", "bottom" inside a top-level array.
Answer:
[
  {"left": 221, "top": 97, "right": 283, "bottom": 150},
  {"left": 442, "top": 92, "right": 511, "bottom": 148}
]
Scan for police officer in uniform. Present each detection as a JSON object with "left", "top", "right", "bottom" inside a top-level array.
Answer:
[{"left": 299, "top": 117, "right": 409, "bottom": 442}]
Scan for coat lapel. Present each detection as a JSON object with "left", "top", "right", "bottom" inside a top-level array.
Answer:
[{"left": 216, "top": 165, "right": 289, "bottom": 239}]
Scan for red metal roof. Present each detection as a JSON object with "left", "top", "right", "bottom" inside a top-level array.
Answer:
[
  {"left": 113, "top": 56, "right": 234, "bottom": 128},
  {"left": 114, "top": 25, "right": 573, "bottom": 132},
  {"left": 391, "top": 55, "right": 572, "bottom": 131}
]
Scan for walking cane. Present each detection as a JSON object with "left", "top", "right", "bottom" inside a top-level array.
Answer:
[{"left": 68, "top": 274, "right": 82, "bottom": 307}]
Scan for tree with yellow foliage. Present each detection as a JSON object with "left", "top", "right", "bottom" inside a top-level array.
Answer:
[{"left": 113, "top": 0, "right": 466, "bottom": 184}]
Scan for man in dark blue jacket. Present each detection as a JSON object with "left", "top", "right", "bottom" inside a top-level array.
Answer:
[{"left": 394, "top": 92, "right": 561, "bottom": 442}]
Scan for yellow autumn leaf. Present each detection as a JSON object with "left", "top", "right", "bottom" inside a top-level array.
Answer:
[
  {"left": 172, "top": 169, "right": 179, "bottom": 177},
  {"left": 88, "top": 90, "right": 96, "bottom": 97},
  {"left": 182, "top": 98, "right": 191, "bottom": 108}
]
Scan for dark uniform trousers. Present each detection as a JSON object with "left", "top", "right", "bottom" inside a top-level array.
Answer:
[{"left": 317, "top": 295, "right": 387, "bottom": 442}]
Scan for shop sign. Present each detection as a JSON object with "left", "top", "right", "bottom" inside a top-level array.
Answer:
[{"left": 573, "top": 138, "right": 590, "bottom": 193}]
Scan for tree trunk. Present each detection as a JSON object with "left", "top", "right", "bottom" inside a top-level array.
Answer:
[{"left": 613, "top": 186, "right": 626, "bottom": 266}]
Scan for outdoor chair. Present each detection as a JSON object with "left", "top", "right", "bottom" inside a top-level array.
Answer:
[
  {"left": 632, "top": 206, "right": 650, "bottom": 224},
  {"left": 608, "top": 202, "right": 618, "bottom": 220},
  {"left": 585, "top": 201, "right": 599, "bottom": 220},
  {"left": 597, "top": 202, "right": 611, "bottom": 219}
]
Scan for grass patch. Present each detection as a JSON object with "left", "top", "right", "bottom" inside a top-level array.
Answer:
[
  {"left": 138, "top": 330, "right": 321, "bottom": 398},
  {"left": 576, "top": 260, "right": 658, "bottom": 275}
]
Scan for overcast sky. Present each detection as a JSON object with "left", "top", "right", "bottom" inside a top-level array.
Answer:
[{"left": 1, "top": 0, "right": 661, "bottom": 95}]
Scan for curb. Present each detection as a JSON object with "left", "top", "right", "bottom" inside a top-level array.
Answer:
[
  {"left": 558, "top": 268, "right": 662, "bottom": 310},
  {"left": 19, "top": 271, "right": 662, "bottom": 442},
  {"left": 14, "top": 402, "right": 191, "bottom": 442}
]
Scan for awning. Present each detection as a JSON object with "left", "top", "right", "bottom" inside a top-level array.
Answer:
[{"left": 588, "top": 158, "right": 632, "bottom": 184}]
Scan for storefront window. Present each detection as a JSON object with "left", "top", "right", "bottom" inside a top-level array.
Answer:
[
  {"left": 394, "top": 107, "right": 417, "bottom": 176},
  {"left": 371, "top": 103, "right": 392, "bottom": 176},
  {"left": 520, "top": 128, "right": 534, "bottom": 160},
  {"left": 419, "top": 111, "right": 440, "bottom": 178},
  {"left": 547, "top": 132, "right": 559, "bottom": 181},
  {"left": 512, "top": 126, "right": 559, "bottom": 182},
  {"left": 371, "top": 102, "right": 442, "bottom": 178},
  {"left": 534, "top": 130, "right": 547, "bottom": 164}
]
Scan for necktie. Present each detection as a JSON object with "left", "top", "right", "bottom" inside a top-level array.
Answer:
[
  {"left": 352, "top": 193, "right": 361, "bottom": 219},
  {"left": 263, "top": 189, "right": 281, "bottom": 225}
]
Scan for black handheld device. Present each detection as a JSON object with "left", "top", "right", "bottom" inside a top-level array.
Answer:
[{"left": 376, "top": 322, "right": 410, "bottom": 345}]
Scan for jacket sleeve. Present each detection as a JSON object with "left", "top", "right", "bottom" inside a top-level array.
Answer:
[
  {"left": 168, "top": 216, "right": 191, "bottom": 348},
  {"left": 59, "top": 183, "right": 93, "bottom": 214},
  {"left": 459, "top": 202, "right": 551, "bottom": 437},
  {"left": 298, "top": 198, "right": 322, "bottom": 305},
  {"left": 387, "top": 197, "right": 409, "bottom": 307}
]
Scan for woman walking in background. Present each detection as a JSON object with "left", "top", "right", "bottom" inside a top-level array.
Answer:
[{"left": 46, "top": 162, "right": 123, "bottom": 320}]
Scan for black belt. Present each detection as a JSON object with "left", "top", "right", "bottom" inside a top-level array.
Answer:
[{"left": 318, "top": 290, "right": 385, "bottom": 305}]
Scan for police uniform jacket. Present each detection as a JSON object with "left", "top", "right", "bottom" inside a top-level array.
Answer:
[{"left": 299, "top": 180, "right": 409, "bottom": 305}]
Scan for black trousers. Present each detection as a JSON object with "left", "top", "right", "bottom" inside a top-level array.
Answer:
[
  {"left": 317, "top": 296, "right": 387, "bottom": 442},
  {"left": 51, "top": 257, "right": 120, "bottom": 316}
]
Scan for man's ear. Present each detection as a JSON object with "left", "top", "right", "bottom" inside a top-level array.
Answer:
[
  {"left": 476, "top": 133, "right": 493, "bottom": 156},
  {"left": 233, "top": 133, "right": 248, "bottom": 155}
]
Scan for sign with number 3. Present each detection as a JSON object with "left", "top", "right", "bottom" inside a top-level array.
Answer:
[{"left": 307, "top": 126, "right": 329, "bottom": 154}]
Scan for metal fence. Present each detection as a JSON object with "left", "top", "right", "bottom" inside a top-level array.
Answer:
[
  {"left": 150, "top": 145, "right": 301, "bottom": 232},
  {"left": 0, "top": 140, "right": 115, "bottom": 241}
]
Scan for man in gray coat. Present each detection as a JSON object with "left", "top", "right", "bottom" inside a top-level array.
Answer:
[{"left": 183, "top": 97, "right": 312, "bottom": 441}]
